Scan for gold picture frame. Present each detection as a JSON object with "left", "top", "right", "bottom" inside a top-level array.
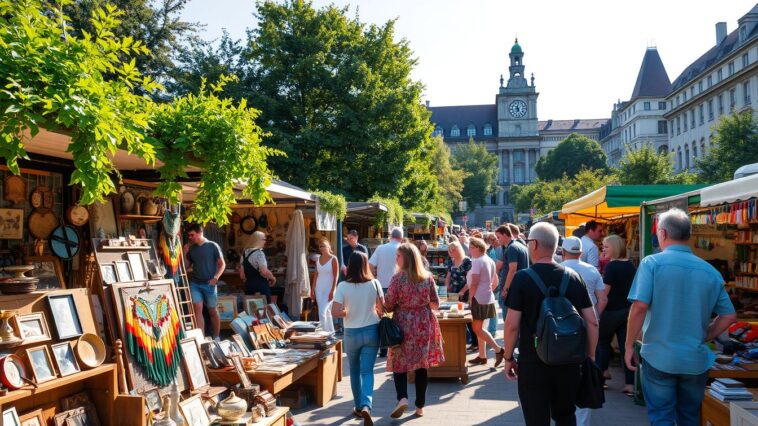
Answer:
[{"left": 15, "top": 312, "right": 51, "bottom": 343}]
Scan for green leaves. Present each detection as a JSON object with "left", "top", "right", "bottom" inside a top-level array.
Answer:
[
  {"left": 313, "top": 190, "right": 347, "bottom": 220},
  {"left": 615, "top": 143, "right": 675, "bottom": 185},
  {"left": 697, "top": 112, "right": 758, "bottom": 184},
  {"left": 535, "top": 133, "right": 608, "bottom": 180},
  {"left": 451, "top": 138, "right": 499, "bottom": 210}
]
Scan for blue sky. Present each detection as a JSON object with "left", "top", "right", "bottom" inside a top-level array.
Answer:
[{"left": 182, "top": 0, "right": 756, "bottom": 120}]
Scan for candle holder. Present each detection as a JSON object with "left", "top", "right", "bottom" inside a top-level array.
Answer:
[{"left": 0, "top": 310, "right": 21, "bottom": 345}]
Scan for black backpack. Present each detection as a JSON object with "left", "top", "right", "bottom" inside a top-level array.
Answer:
[{"left": 525, "top": 268, "right": 587, "bottom": 366}]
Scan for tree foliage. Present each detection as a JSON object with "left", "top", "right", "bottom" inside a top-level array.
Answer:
[
  {"left": 62, "top": 0, "right": 199, "bottom": 82},
  {"left": 614, "top": 143, "right": 676, "bottom": 185},
  {"left": 697, "top": 112, "right": 758, "bottom": 183},
  {"left": 510, "top": 169, "right": 616, "bottom": 216},
  {"left": 452, "top": 138, "right": 499, "bottom": 210},
  {"left": 535, "top": 133, "right": 608, "bottom": 180},
  {"left": 312, "top": 190, "right": 347, "bottom": 221},
  {"left": 429, "top": 136, "right": 468, "bottom": 213},
  {"left": 170, "top": 0, "right": 440, "bottom": 211}
]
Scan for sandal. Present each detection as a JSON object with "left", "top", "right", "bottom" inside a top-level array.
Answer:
[{"left": 494, "top": 348, "right": 506, "bottom": 368}]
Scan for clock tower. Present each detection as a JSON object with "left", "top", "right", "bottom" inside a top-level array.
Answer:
[{"left": 496, "top": 39, "right": 539, "bottom": 138}]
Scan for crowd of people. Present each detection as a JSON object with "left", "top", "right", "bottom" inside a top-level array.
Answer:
[{"left": 213, "top": 207, "right": 738, "bottom": 426}]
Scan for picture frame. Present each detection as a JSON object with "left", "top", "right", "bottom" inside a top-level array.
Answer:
[
  {"left": 3, "top": 407, "right": 20, "bottom": 426},
  {"left": 51, "top": 341, "right": 81, "bottom": 377},
  {"left": 18, "top": 408, "right": 44, "bottom": 426},
  {"left": 179, "top": 395, "right": 211, "bottom": 426},
  {"left": 115, "top": 260, "right": 133, "bottom": 282},
  {"left": 143, "top": 387, "right": 162, "bottom": 413},
  {"left": 27, "top": 255, "right": 66, "bottom": 289},
  {"left": 244, "top": 296, "right": 267, "bottom": 316},
  {"left": 126, "top": 252, "right": 146, "bottom": 281},
  {"left": 229, "top": 354, "right": 253, "bottom": 389},
  {"left": 180, "top": 338, "right": 209, "bottom": 391},
  {"left": 231, "top": 334, "right": 251, "bottom": 357},
  {"left": 0, "top": 208, "right": 24, "bottom": 239},
  {"left": 25, "top": 345, "right": 57, "bottom": 384},
  {"left": 16, "top": 312, "right": 51, "bottom": 343},
  {"left": 47, "top": 293, "right": 83, "bottom": 339},
  {"left": 216, "top": 295, "right": 238, "bottom": 321},
  {"left": 89, "top": 197, "right": 118, "bottom": 237},
  {"left": 99, "top": 263, "right": 117, "bottom": 284}
]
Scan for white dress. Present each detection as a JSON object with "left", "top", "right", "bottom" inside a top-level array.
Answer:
[{"left": 315, "top": 256, "right": 335, "bottom": 332}]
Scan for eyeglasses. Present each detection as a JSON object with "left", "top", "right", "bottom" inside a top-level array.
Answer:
[{"left": 525, "top": 238, "right": 537, "bottom": 243}]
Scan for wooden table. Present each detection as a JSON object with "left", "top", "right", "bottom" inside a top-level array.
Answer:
[
  {"left": 219, "top": 407, "right": 289, "bottom": 426},
  {"left": 701, "top": 388, "right": 758, "bottom": 426},
  {"left": 209, "top": 341, "right": 342, "bottom": 407},
  {"left": 409, "top": 314, "right": 471, "bottom": 384}
]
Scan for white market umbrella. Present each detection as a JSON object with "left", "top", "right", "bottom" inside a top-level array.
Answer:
[{"left": 285, "top": 209, "right": 310, "bottom": 319}]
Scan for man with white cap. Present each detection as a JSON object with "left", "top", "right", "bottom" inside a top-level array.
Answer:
[{"left": 560, "top": 236, "right": 606, "bottom": 426}]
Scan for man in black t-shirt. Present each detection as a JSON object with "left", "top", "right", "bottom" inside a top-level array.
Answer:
[
  {"left": 502, "top": 222, "right": 599, "bottom": 426},
  {"left": 341, "top": 229, "right": 369, "bottom": 276}
]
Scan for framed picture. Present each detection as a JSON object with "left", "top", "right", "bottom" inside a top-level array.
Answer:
[
  {"left": 47, "top": 293, "right": 83, "bottom": 339},
  {"left": 143, "top": 387, "right": 162, "bottom": 413},
  {"left": 89, "top": 197, "right": 118, "bottom": 237},
  {"left": 99, "top": 263, "right": 117, "bottom": 284},
  {"left": 229, "top": 354, "right": 253, "bottom": 388},
  {"left": 3, "top": 407, "right": 20, "bottom": 426},
  {"left": 180, "top": 338, "right": 209, "bottom": 391},
  {"left": 51, "top": 341, "right": 80, "bottom": 377},
  {"left": 217, "top": 295, "right": 237, "bottom": 321},
  {"left": 115, "top": 261, "right": 133, "bottom": 282},
  {"left": 25, "top": 345, "right": 57, "bottom": 384},
  {"left": 0, "top": 208, "right": 23, "bottom": 239},
  {"left": 231, "top": 334, "right": 251, "bottom": 357},
  {"left": 16, "top": 312, "right": 51, "bottom": 343},
  {"left": 18, "top": 408, "right": 44, "bottom": 426},
  {"left": 179, "top": 395, "right": 211, "bottom": 426},
  {"left": 27, "top": 255, "right": 66, "bottom": 289},
  {"left": 244, "top": 296, "right": 267, "bottom": 316},
  {"left": 126, "top": 252, "right": 146, "bottom": 281}
]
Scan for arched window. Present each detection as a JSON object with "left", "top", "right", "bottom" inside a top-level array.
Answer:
[
  {"left": 514, "top": 56, "right": 520, "bottom": 65},
  {"left": 685, "top": 144, "right": 690, "bottom": 169},
  {"left": 467, "top": 124, "right": 476, "bottom": 137},
  {"left": 701, "top": 138, "right": 706, "bottom": 157},
  {"left": 483, "top": 124, "right": 493, "bottom": 136},
  {"left": 677, "top": 148, "right": 683, "bottom": 171},
  {"left": 658, "top": 145, "right": 669, "bottom": 155},
  {"left": 692, "top": 141, "right": 698, "bottom": 160},
  {"left": 450, "top": 125, "right": 460, "bottom": 137},
  {"left": 433, "top": 127, "right": 443, "bottom": 137}
]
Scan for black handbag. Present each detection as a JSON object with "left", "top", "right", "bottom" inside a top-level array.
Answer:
[
  {"left": 576, "top": 358, "right": 605, "bottom": 409},
  {"left": 378, "top": 316, "right": 403, "bottom": 348}
]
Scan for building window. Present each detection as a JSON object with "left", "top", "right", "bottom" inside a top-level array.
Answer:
[
  {"left": 685, "top": 145, "right": 690, "bottom": 169},
  {"left": 433, "top": 127, "right": 443, "bottom": 137},
  {"left": 683, "top": 92, "right": 687, "bottom": 102},
  {"left": 701, "top": 139, "right": 706, "bottom": 157},
  {"left": 644, "top": 102, "right": 651, "bottom": 111},
  {"left": 658, "top": 120, "right": 667, "bottom": 134},
  {"left": 693, "top": 142, "right": 698, "bottom": 160},
  {"left": 743, "top": 53, "right": 750, "bottom": 68},
  {"left": 633, "top": 104, "right": 636, "bottom": 113},
  {"left": 513, "top": 150, "right": 525, "bottom": 183},
  {"left": 515, "top": 124, "right": 521, "bottom": 134},
  {"left": 708, "top": 99, "right": 714, "bottom": 121},
  {"left": 676, "top": 95, "right": 680, "bottom": 106},
  {"left": 744, "top": 81, "right": 751, "bottom": 105},
  {"left": 490, "top": 193, "right": 497, "bottom": 205},
  {"left": 669, "top": 100, "right": 673, "bottom": 109},
  {"left": 659, "top": 101, "right": 666, "bottom": 110},
  {"left": 483, "top": 124, "right": 492, "bottom": 136},
  {"left": 669, "top": 120, "right": 674, "bottom": 137},
  {"left": 728, "top": 61, "right": 735, "bottom": 76},
  {"left": 659, "top": 145, "right": 669, "bottom": 155},
  {"left": 466, "top": 124, "right": 476, "bottom": 137},
  {"left": 690, "top": 110, "right": 695, "bottom": 128},
  {"left": 699, "top": 104, "right": 704, "bottom": 125},
  {"left": 698, "top": 81, "right": 703, "bottom": 93},
  {"left": 502, "top": 191, "right": 508, "bottom": 205},
  {"left": 676, "top": 117, "right": 681, "bottom": 134},
  {"left": 707, "top": 75, "right": 713, "bottom": 88},
  {"left": 450, "top": 125, "right": 460, "bottom": 137},
  {"left": 677, "top": 149, "right": 682, "bottom": 170},
  {"left": 633, "top": 123, "right": 636, "bottom": 138},
  {"left": 683, "top": 113, "right": 688, "bottom": 131},
  {"left": 718, "top": 69, "right": 723, "bottom": 82},
  {"left": 730, "top": 88, "right": 736, "bottom": 109},
  {"left": 718, "top": 95, "right": 724, "bottom": 115},
  {"left": 690, "top": 87, "right": 695, "bottom": 97}
]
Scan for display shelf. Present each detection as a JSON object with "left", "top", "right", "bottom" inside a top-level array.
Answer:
[
  {"left": 736, "top": 242, "right": 758, "bottom": 246},
  {"left": 118, "top": 214, "right": 162, "bottom": 223},
  {"left": 0, "top": 364, "right": 114, "bottom": 406},
  {"left": 737, "top": 273, "right": 758, "bottom": 277},
  {"left": 726, "top": 283, "right": 758, "bottom": 293}
]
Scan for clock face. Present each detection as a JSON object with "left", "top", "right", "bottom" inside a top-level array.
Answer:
[{"left": 509, "top": 100, "right": 528, "bottom": 118}]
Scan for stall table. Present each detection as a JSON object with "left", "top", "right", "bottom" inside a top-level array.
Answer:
[
  {"left": 410, "top": 314, "right": 471, "bottom": 384},
  {"left": 701, "top": 388, "right": 758, "bottom": 426},
  {"left": 208, "top": 341, "right": 342, "bottom": 407}
]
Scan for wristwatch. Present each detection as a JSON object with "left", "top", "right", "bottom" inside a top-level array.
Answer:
[{"left": 503, "top": 355, "right": 515, "bottom": 362}]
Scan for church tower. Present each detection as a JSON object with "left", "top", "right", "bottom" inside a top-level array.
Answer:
[{"left": 496, "top": 38, "right": 539, "bottom": 138}]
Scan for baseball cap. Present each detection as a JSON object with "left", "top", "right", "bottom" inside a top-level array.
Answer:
[{"left": 561, "top": 236, "right": 583, "bottom": 254}]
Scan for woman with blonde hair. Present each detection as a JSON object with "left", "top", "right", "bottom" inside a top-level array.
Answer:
[
  {"left": 240, "top": 231, "right": 276, "bottom": 302},
  {"left": 597, "top": 234, "right": 637, "bottom": 395},
  {"left": 312, "top": 238, "right": 338, "bottom": 333},
  {"left": 385, "top": 243, "right": 444, "bottom": 418},
  {"left": 466, "top": 237, "right": 506, "bottom": 366}
]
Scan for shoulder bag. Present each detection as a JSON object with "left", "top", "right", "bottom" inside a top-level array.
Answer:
[{"left": 375, "top": 280, "right": 403, "bottom": 348}]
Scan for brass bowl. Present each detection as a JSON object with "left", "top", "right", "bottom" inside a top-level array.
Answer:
[{"left": 76, "top": 333, "right": 106, "bottom": 369}]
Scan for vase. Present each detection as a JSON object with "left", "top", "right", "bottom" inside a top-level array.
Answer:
[{"left": 0, "top": 311, "right": 19, "bottom": 342}]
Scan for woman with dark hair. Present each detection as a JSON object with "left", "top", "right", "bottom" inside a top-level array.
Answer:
[
  {"left": 332, "top": 252, "right": 383, "bottom": 426},
  {"left": 385, "top": 243, "right": 444, "bottom": 419}
]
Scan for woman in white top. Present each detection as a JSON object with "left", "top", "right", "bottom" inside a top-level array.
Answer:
[
  {"left": 312, "top": 239, "right": 337, "bottom": 333},
  {"left": 467, "top": 237, "right": 506, "bottom": 367},
  {"left": 332, "top": 252, "right": 383, "bottom": 426}
]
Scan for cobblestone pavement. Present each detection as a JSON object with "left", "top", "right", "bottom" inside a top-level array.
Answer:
[{"left": 293, "top": 327, "right": 649, "bottom": 425}]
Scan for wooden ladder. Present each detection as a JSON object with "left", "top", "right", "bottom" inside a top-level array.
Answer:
[{"left": 174, "top": 255, "right": 196, "bottom": 330}]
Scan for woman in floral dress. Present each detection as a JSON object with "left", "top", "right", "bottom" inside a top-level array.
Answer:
[{"left": 384, "top": 243, "right": 444, "bottom": 419}]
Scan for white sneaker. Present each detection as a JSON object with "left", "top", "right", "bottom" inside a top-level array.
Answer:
[{"left": 391, "top": 398, "right": 408, "bottom": 418}]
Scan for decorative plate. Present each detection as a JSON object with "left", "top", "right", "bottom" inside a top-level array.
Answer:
[
  {"left": 0, "top": 354, "right": 27, "bottom": 390},
  {"left": 66, "top": 205, "right": 90, "bottom": 227},
  {"left": 50, "top": 225, "right": 81, "bottom": 259},
  {"left": 240, "top": 216, "right": 257, "bottom": 234}
]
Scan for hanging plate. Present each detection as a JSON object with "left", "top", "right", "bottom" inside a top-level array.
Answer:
[
  {"left": 240, "top": 215, "right": 258, "bottom": 234},
  {"left": 3, "top": 175, "right": 26, "bottom": 205},
  {"left": 50, "top": 225, "right": 81, "bottom": 259},
  {"left": 66, "top": 205, "right": 90, "bottom": 227}
]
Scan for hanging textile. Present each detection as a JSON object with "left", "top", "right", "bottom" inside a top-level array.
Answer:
[
  {"left": 159, "top": 210, "right": 182, "bottom": 275},
  {"left": 125, "top": 293, "right": 185, "bottom": 387}
]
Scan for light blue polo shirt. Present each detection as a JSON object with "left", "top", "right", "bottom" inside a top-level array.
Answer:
[{"left": 628, "top": 245, "right": 734, "bottom": 375}]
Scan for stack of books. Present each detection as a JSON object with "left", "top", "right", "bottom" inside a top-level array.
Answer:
[{"left": 709, "top": 378, "right": 754, "bottom": 402}]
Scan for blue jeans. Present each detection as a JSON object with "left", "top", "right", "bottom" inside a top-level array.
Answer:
[
  {"left": 190, "top": 281, "right": 218, "bottom": 308},
  {"left": 487, "top": 291, "right": 498, "bottom": 335},
  {"left": 641, "top": 358, "right": 709, "bottom": 426},
  {"left": 344, "top": 324, "right": 379, "bottom": 411}
]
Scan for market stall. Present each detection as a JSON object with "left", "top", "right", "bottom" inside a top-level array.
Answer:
[{"left": 561, "top": 185, "right": 704, "bottom": 264}]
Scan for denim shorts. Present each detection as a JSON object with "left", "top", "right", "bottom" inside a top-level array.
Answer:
[{"left": 190, "top": 281, "right": 218, "bottom": 308}]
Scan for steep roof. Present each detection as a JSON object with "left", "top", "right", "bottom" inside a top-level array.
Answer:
[
  {"left": 630, "top": 48, "right": 671, "bottom": 100},
  {"left": 538, "top": 119, "right": 607, "bottom": 132},
  {"left": 428, "top": 105, "right": 498, "bottom": 139}
]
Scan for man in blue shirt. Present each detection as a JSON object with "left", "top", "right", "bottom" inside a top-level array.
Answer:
[
  {"left": 625, "top": 208, "right": 736, "bottom": 426},
  {"left": 341, "top": 229, "right": 369, "bottom": 276},
  {"left": 183, "top": 223, "right": 226, "bottom": 340}
]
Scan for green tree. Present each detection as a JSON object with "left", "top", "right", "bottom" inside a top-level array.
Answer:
[
  {"left": 62, "top": 0, "right": 199, "bottom": 81},
  {"left": 171, "top": 0, "right": 439, "bottom": 207},
  {"left": 429, "top": 136, "right": 468, "bottom": 213},
  {"left": 615, "top": 143, "right": 674, "bottom": 184},
  {"left": 510, "top": 169, "right": 615, "bottom": 216},
  {"left": 535, "top": 133, "right": 608, "bottom": 180},
  {"left": 697, "top": 112, "right": 758, "bottom": 183},
  {"left": 452, "top": 139, "right": 499, "bottom": 210}
]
